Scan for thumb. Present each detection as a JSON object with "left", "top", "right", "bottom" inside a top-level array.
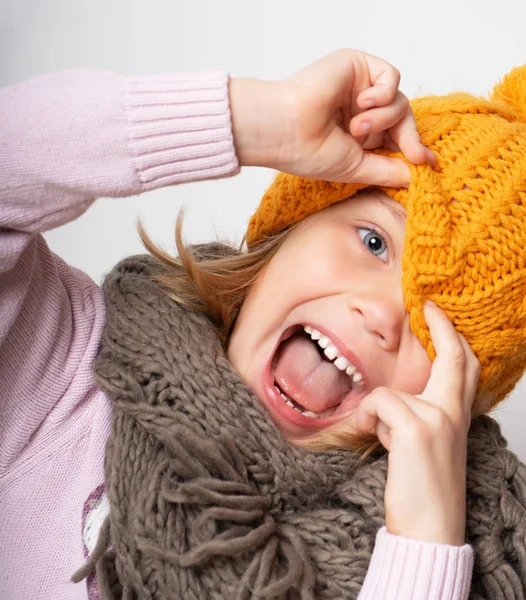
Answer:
[
  {"left": 318, "top": 127, "right": 410, "bottom": 186},
  {"left": 342, "top": 147, "right": 411, "bottom": 187}
]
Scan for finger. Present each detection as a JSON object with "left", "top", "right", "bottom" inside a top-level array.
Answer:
[
  {"left": 457, "top": 332, "right": 480, "bottom": 416},
  {"left": 319, "top": 127, "right": 411, "bottom": 186},
  {"left": 361, "top": 131, "right": 387, "bottom": 151},
  {"left": 420, "top": 301, "right": 467, "bottom": 418},
  {"left": 389, "top": 108, "right": 437, "bottom": 167},
  {"left": 383, "top": 132, "right": 401, "bottom": 153},
  {"left": 356, "top": 387, "right": 421, "bottom": 448},
  {"left": 357, "top": 56, "right": 401, "bottom": 107},
  {"left": 351, "top": 91, "right": 410, "bottom": 137},
  {"left": 356, "top": 132, "right": 401, "bottom": 153},
  {"left": 357, "top": 131, "right": 398, "bottom": 153},
  {"left": 376, "top": 422, "right": 391, "bottom": 449},
  {"left": 351, "top": 94, "right": 436, "bottom": 167},
  {"left": 344, "top": 151, "right": 411, "bottom": 187},
  {"left": 390, "top": 389, "right": 453, "bottom": 429}
]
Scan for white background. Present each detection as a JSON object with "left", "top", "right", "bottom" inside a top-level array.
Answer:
[{"left": 2, "top": 0, "right": 526, "bottom": 458}]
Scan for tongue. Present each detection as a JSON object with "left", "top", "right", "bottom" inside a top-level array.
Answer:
[{"left": 274, "top": 331, "right": 353, "bottom": 414}]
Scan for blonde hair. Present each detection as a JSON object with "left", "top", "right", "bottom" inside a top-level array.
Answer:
[{"left": 139, "top": 212, "right": 382, "bottom": 458}]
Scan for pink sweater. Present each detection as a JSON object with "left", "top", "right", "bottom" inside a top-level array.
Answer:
[{"left": 0, "top": 69, "right": 473, "bottom": 600}]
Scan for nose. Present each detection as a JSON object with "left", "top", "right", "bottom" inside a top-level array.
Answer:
[{"left": 348, "top": 287, "right": 406, "bottom": 351}]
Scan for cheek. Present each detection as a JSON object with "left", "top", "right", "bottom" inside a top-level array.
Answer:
[
  {"left": 226, "top": 319, "right": 243, "bottom": 373},
  {"left": 392, "top": 344, "right": 433, "bottom": 396},
  {"left": 276, "top": 240, "right": 352, "bottom": 303},
  {"left": 226, "top": 265, "right": 284, "bottom": 378},
  {"left": 226, "top": 288, "right": 262, "bottom": 377},
  {"left": 408, "top": 360, "right": 432, "bottom": 395}
]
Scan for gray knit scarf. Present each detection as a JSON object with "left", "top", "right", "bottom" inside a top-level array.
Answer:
[{"left": 84, "top": 253, "right": 526, "bottom": 599}]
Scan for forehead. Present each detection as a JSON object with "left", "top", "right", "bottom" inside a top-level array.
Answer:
[{"left": 347, "top": 189, "right": 406, "bottom": 224}]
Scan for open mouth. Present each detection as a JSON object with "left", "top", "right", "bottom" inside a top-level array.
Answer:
[{"left": 269, "top": 325, "right": 366, "bottom": 423}]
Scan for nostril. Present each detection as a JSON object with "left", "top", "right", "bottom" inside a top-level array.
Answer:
[
  {"left": 349, "top": 295, "right": 404, "bottom": 348},
  {"left": 373, "top": 330, "right": 386, "bottom": 343}
]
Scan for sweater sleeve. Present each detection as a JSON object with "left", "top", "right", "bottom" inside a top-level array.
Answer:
[
  {"left": 358, "top": 527, "right": 473, "bottom": 600},
  {"left": 0, "top": 69, "right": 239, "bottom": 254},
  {"left": 0, "top": 69, "right": 239, "bottom": 472}
]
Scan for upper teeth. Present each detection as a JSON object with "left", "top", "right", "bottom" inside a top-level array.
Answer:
[{"left": 303, "top": 325, "right": 365, "bottom": 388}]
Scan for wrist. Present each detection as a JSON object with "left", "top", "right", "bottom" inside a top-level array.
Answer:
[
  {"left": 386, "top": 519, "right": 466, "bottom": 547},
  {"left": 229, "top": 78, "right": 293, "bottom": 168}
]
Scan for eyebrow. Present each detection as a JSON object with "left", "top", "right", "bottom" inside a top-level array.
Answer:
[{"left": 377, "top": 196, "right": 406, "bottom": 224}]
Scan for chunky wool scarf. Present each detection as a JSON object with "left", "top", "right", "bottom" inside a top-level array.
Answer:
[{"left": 85, "top": 254, "right": 526, "bottom": 599}]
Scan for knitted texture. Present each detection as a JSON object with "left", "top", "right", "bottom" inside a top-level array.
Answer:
[
  {"left": 84, "top": 254, "right": 526, "bottom": 599},
  {"left": 247, "top": 65, "right": 526, "bottom": 413}
]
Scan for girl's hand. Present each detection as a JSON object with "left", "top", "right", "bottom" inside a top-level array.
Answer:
[
  {"left": 229, "top": 49, "right": 435, "bottom": 187},
  {"left": 355, "top": 301, "right": 480, "bottom": 546}
]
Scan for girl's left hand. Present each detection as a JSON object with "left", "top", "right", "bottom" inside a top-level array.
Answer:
[
  {"left": 229, "top": 49, "right": 435, "bottom": 187},
  {"left": 355, "top": 301, "right": 480, "bottom": 546}
]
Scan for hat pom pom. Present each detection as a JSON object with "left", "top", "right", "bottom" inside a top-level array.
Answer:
[{"left": 491, "top": 64, "right": 526, "bottom": 123}]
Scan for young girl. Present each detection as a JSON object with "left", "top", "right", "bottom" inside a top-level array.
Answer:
[{"left": 1, "top": 49, "right": 525, "bottom": 600}]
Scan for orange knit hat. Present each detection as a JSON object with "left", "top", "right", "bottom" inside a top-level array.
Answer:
[{"left": 247, "top": 66, "right": 526, "bottom": 414}]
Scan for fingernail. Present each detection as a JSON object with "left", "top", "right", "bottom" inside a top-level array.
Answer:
[
  {"left": 424, "top": 299, "right": 435, "bottom": 312},
  {"left": 424, "top": 146, "right": 438, "bottom": 168},
  {"left": 359, "top": 121, "right": 372, "bottom": 135},
  {"left": 362, "top": 98, "right": 375, "bottom": 108}
]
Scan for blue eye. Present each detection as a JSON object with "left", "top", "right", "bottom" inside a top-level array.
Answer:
[{"left": 358, "top": 228, "right": 388, "bottom": 261}]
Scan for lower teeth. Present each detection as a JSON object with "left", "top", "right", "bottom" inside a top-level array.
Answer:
[{"left": 276, "top": 386, "right": 335, "bottom": 419}]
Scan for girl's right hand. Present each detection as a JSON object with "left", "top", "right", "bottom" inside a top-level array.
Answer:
[
  {"left": 229, "top": 49, "right": 435, "bottom": 187},
  {"left": 355, "top": 301, "right": 480, "bottom": 546}
]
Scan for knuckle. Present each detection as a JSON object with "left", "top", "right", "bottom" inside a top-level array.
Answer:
[
  {"left": 448, "top": 345, "right": 467, "bottom": 369},
  {"left": 397, "top": 91, "right": 409, "bottom": 109},
  {"left": 459, "top": 332, "right": 481, "bottom": 377},
  {"left": 405, "top": 419, "right": 427, "bottom": 443},
  {"left": 338, "top": 48, "right": 360, "bottom": 71},
  {"left": 460, "top": 411, "right": 472, "bottom": 432},
  {"left": 439, "top": 410, "right": 465, "bottom": 438},
  {"left": 428, "top": 407, "right": 448, "bottom": 429},
  {"left": 471, "top": 354, "right": 481, "bottom": 377},
  {"left": 390, "top": 67, "right": 401, "bottom": 86},
  {"left": 372, "top": 386, "right": 391, "bottom": 399},
  {"left": 334, "top": 48, "right": 350, "bottom": 63}
]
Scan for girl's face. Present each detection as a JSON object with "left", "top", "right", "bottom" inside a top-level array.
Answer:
[{"left": 227, "top": 190, "right": 432, "bottom": 444}]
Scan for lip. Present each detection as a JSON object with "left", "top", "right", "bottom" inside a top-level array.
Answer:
[{"left": 260, "top": 322, "right": 370, "bottom": 432}]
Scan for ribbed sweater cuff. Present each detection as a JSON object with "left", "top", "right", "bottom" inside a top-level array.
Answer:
[
  {"left": 359, "top": 528, "right": 473, "bottom": 600},
  {"left": 124, "top": 71, "right": 240, "bottom": 189}
]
